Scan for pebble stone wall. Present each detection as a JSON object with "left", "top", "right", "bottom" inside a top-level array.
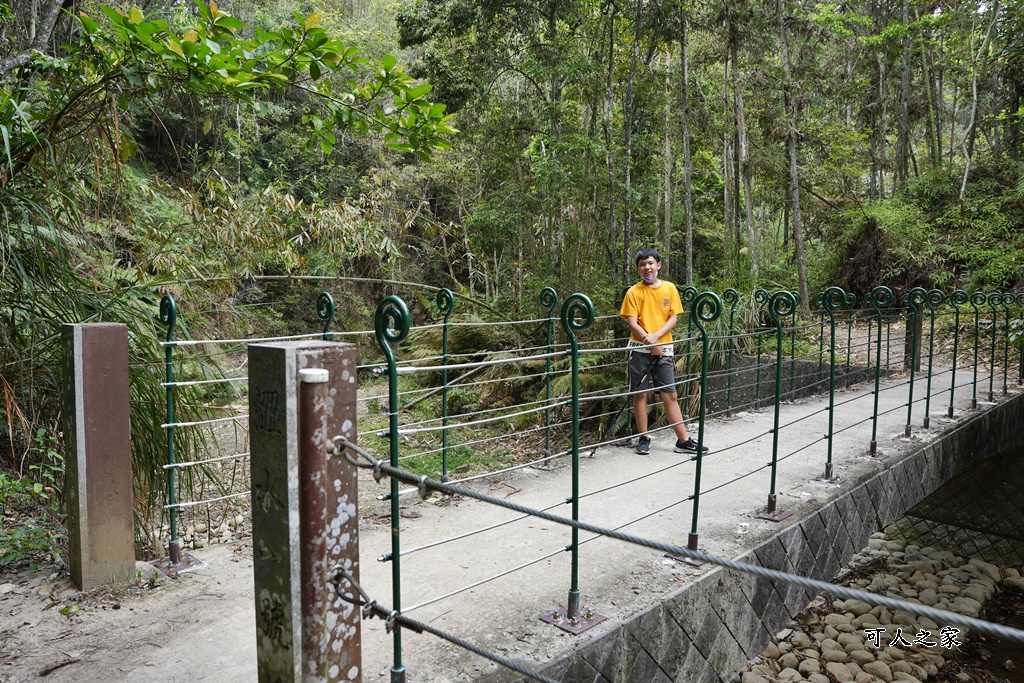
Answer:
[{"left": 532, "top": 393, "right": 1024, "bottom": 683}]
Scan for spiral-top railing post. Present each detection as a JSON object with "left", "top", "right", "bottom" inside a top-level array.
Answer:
[
  {"left": 948, "top": 290, "right": 968, "bottom": 418},
  {"left": 885, "top": 304, "right": 892, "bottom": 371},
  {"left": 317, "top": 291, "right": 336, "bottom": 340},
  {"left": 866, "top": 310, "right": 873, "bottom": 368},
  {"left": 1017, "top": 294, "right": 1024, "bottom": 385},
  {"left": 688, "top": 291, "right": 722, "bottom": 549},
  {"left": 999, "top": 293, "right": 1012, "bottom": 395},
  {"left": 987, "top": 292, "right": 1000, "bottom": 401},
  {"left": 969, "top": 291, "right": 986, "bottom": 408},
  {"left": 816, "top": 293, "right": 825, "bottom": 384},
  {"left": 789, "top": 291, "right": 800, "bottom": 398},
  {"left": 681, "top": 286, "right": 698, "bottom": 415},
  {"left": 159, "top": 294, "right": 183, "bottom": 566},
  {"left": 922, "top": 290, "right": 944, "bottom": 429},
  {"left": 436, "top": 288, "right": 455, "bottom": 481},
  {"left": 723, "top": 288, "right": 739, "bottom": 415},
  {"left": 540, "top": 287, "right": 559, "bottom": 456},
  {"left": 375, "top": 295, "right": 411, "bottom": 683},
  {"left": 560, "top": 293, "right": 595, "bottom": 628},
  {"left": 820, "top": 287, "right": 846, "bottom": 479},
  {"left": 903, "top": 287, "right": 927, "bottom": 438},
  {"left": 754, "top": 289, "right": 769, "bottom": 404},
  {"left": 843, "top": 292, "right": 856, "bottom": 387},
  {"left": 866, "top": 286, "right": 893, "bottom": 455},
  {"left": 766, "top": 290, "right": 796, "bottom": 515}
]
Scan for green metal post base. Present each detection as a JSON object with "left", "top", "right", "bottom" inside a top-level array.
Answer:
[
  {"left": 752, "top": 496, "right": 793, "bottom": 522},
  {"left": 391, "top": 666, "right": 407, "bottom": 683},
  {"left": 539, "top": 600, "right": 607, "bottom": 635}
]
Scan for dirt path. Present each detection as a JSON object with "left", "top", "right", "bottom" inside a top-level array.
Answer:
[{"left": 0, "top": 363, "right": 1017, "bottom": 683}]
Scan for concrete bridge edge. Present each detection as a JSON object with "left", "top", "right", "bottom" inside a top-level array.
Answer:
[{"left": 533, "top": 393, "right": 1024, "bottom": 683}]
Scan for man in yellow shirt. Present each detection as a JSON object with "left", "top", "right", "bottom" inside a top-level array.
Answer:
[{"left": 620, "top": 248, "right": 708, "bottom": 455}]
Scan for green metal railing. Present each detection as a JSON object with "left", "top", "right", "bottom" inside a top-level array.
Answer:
[
  {"left": 723, "top": 288, "right": 739, "bottom": 415},
  {"left": 686, "top": 290, "right": 722, "bottom": 549},
  {"left": 820, "top": 286, "right": 847, "bottom": 479},
  {"left": 540, "top": 287, "right": 559, "bottom": 456},
  {"left": 151, "top": 279, "right": 1024, "bottom": 648},
  {"left": 921, "top": 290, "right": 944, "bottom": 429},
  {"left": 988, "top": 292, "right": 1000, "bottom": 402},
  {"left": 159, "top": 294, "right": 183, "bottom": 566},
  {"left": 866, "top": 285, "right": 893, "bottom": 454},
  {"left": 947, "top": 290, "right": 968, "bottom": 418},
  {"left": 681, "top": 286, "right": 698, "bottom": 416},
  {"left": 754, "top": 289, "right": 769, "bottom": 404},
  {"left": 375, "top": 294, "right": 412, "bottom": 683},
  {"left": 903, "top": 287, "right": 927, "bottom": 438},
  {"left": 970, "top": 291, "right": 986, "bottom": 408},
  {"left": 437, "top": 288, "right": 455, "bottom": 481},
  {"left": 318, "top": 291, "right": 336, "bottom": 340},
  {"left": 560, "top": 293, "right": 594, "bottom": 624},
  {"left": 766, "top": 290, "right": 797, "bottom": 514}
]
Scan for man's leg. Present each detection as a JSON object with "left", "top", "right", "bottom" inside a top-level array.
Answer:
[
  {"left": 633, "top": 393, "right": 648, "bottom": 435},
  {"left": 661, "top": 392, "right": 691, "bottom": 443}
]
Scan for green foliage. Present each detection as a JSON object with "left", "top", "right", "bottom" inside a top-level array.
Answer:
[
  {"left": 70, "top": 1, "right": 456, "bottom": 161},
  {"left": 816, "top": 165, "right": 1024, "bottom": 295},
  {"left": 0, "top": 469, "right": 65, "bottom": 569}
]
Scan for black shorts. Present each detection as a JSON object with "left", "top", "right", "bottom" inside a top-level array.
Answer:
[{"left": 628, "top": 352, "right": 677, "bottom": 395}]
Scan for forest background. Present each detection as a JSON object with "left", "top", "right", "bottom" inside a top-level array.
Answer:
[{"left": 2, "top": 0, "right": 1024, "bottom": 560}]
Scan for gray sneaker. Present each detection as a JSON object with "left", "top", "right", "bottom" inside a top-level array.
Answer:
[
  {"left": 635, "top": 436, "right": 651, "bottom": 455},
  {"left": 675, "top": 438, "right": 709, "bottom": 454}
]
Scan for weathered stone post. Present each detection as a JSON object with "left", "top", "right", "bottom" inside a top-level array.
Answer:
[
  {"left": 249, "top": 341, "right": 361, "bottom": 683},
  {"left": 61, "top": 323, "right": 135, "bottom": 590}
]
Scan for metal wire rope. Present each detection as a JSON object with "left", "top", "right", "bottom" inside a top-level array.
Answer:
[
  {"left": 397, "top": 500, "right": 567, "bottom": 558},
  {"left": 330, "top": 437, "right": 1024, "bottom": 644},
  {"left": 161, "top": 376, "right": 248, "bottom": 388},
  {"left": 382, "top": 349, "right": 568, "bottom": 375},
  {"left": 391, "top": 398, "right": 570, "bottom": 435},
  {"left": 161, "top": 414, "right": 247, "bottom": 429},
  {"left": 164, "top": 489, "right": 251, "bottom": 510},
  {"left": 400, "top": 547, "right": 566, "bottom": 614},
  {"left": 163, "top": 452, "right": 249, "bottom": 469},
  {"left": 331, "top": 566, "right": 560, "bottom": 683}
]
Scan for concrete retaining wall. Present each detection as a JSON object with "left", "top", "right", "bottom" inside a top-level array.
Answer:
[{"left": 535, "top": 393, "right": 1024, "bottom": 683}]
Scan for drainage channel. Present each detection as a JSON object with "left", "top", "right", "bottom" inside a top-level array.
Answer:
[
  {"left": 738, "top": 444, "right": 1024, "bottom": 683},
  {"left": 888, "top": 444, "right": 1024, "bottom": 683}
]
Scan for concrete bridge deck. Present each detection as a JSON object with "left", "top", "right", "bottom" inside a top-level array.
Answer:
[{"left": 5, "top": 362, "right": 1022, "bottom": 683}]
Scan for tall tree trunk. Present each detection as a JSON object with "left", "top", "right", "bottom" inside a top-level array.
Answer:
[
  {"left": 662, "top": 50, "right": 673, "bottom": 276},
  {"left": 895, "top": 0, "right": 911, "bottom": 189},
  {"left": 732, "top": 38, "right": 758, "bottom": 280},
  {"left": 722, "top": 26, "right": 733, "bottom": 280},
  {"left": 779, "top": 0, "right": 810, "bottom": 318},
  {"left": 681, "top": 21, "right": 694, "bottom": 286},
  {"left": 878, "top": 56, "right": 888, "bottom": 199},
  {"left": 622, "top": 0, "right": 644, "bottom": 279},
  {"left": 962, "top": 1, "right": 1001, "bottom": 202},
  {"left": 603, "top": 6, "right": 619, "bottom": 283},
  {"left": 0, "top": 0, "right": 67, "bottom": 75},
  {"left": 920, "top": 26, "right": 940, "bottom": 171}
]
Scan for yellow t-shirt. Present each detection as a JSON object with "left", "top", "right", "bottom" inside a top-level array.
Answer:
[{"left": 620, "top": 281, "right": 683, "bottom": 348}]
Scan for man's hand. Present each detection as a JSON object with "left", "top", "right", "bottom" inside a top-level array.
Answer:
[{"left": 643, "top": 333, "right": 662, "bottom": 356}]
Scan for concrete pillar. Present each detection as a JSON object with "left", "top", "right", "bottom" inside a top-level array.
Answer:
[
  {"left": 249, "top": 341, "right": 361, "bottom": 683},
  {"left": 61, "top": 323, "right": 135, "bottom": 590}
]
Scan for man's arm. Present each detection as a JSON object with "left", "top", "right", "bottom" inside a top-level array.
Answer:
[{"left": 627, "top": 315, "right": 678, "bottom": 356}]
